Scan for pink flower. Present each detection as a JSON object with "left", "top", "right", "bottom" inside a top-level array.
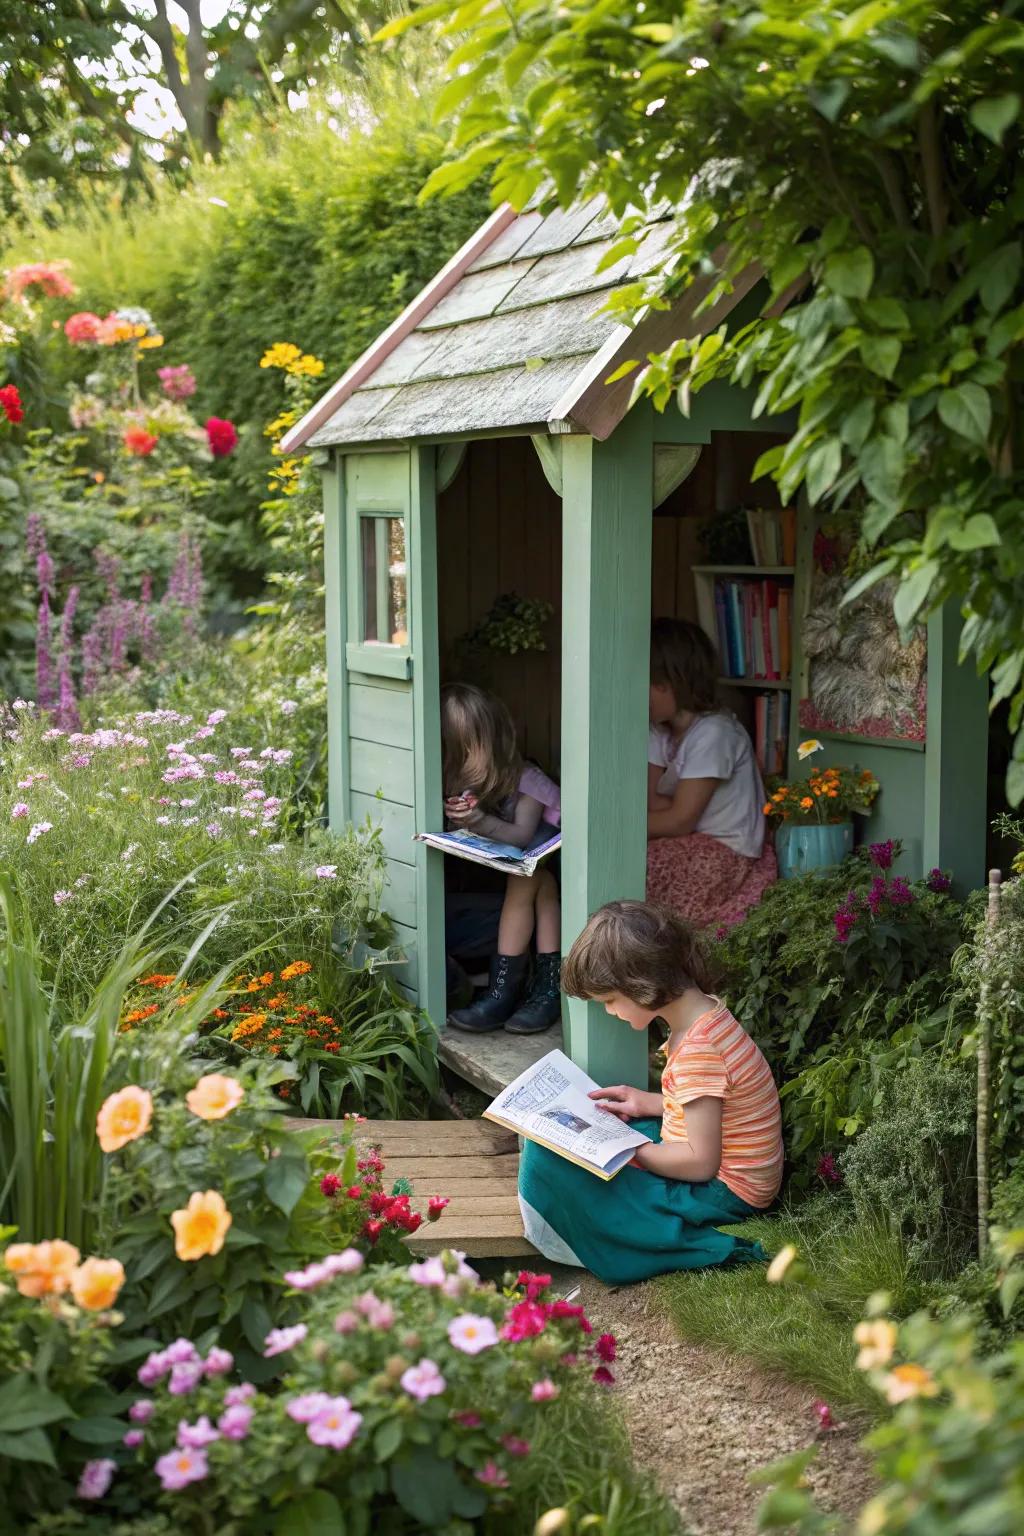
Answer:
[
  {"left": 284, "top": 1261, "right": 330, "bottom": 1291},
  {"left": 223, "top": 1382, "right": 256, "bottom": 1408},
  {"left": 205, "top": 417, "right": 238, "bottom": 457},
  {"left": 868, "top": 840, "right": 895, "bottom": 870},
  {"left": 203, "top": 1347, "right": 234, "bottom": 1377},
  {"left": 206, "top": 709, "right": 227, "bottom": 725},
  {"left": 280, "top": 699, "right": 298, "bottom": 715},
  {"left": 927, "top": 867, "right": 952, "bottom": 893},
  {"left": 475, "top": 1461, "right": 509, "bottom": 1488},
  {"left": 448, "top": 1313, "right": 499, "bottom": 1355},
  {"left": 816, "top": 1153, "right": 843, "bottom": 1187},
  {"left": 138, "top": 1349, "right": 171, "bottom": 1386},
  {"left": 401, "top": 1358, "right": 446, "bottom": 1401},
  {"left": 517, "top": 1270, "right": 553, "bottom": 1302},
  {"left": 334, "top": 1310, "right": 360, "bottom": 1334},
  {"left": 53, "top": 890, "right": 72, "bottom": 905},
  {"left": 10, "top": 803, "right": 29, "bottom": 819},
  {"left": 77, "top": 1458, "right": 116, "bottom": 1499},
  {"left": 8, "top": 261, "right": 75, "bottom": 300},
  {"left": 315, "top": 865, "right": 337, "bottom": 879},
  {"left": 123, "top": 1429, "right": 144, "bottom": 1448},
  {"left": 65, "top": 312, "right": 102, "bottom": 344},
  {"left": 501, "top": 1300, "right": 547, "bottom": 1341},
  {"left": 306, "top": 1397, "right": 363, "bottom": 1450},
  {"left": 501, "top": 1435, "right": 530, "bottom": 1457},
  {"left": 531, "top": 1379, "right": 559, "bottom": 1402},
  {"left": 595, "top": 1333, "right": 617, "bottom": 1364},
  {"left": 320, "top": 1173, "right": 341, "bottom": 1197},
  {"left": 169, "top": 1361, "right": 204, "bottom": 1396},
  {"left": 156, "top": 1446, "right": 209, "bottom": 1491},
  {"left": 263, "top": 1323, "right": 307, "bottom": 1357},
  {"left": 129, "top": 1399, "right": 154, "bottom": 1424},
  {"left": 176, "top": 1415, "right": 220, "bottom": 1450},
  {"left": 158, "top": 364, "right": 197, "bottom": 401},
  {"left": 427, "top": 1196, "right": 450, "bottom": 1221},
  {"left": 409, "top": 1256, "right": 447, "bottom": 1287},
  {"left": 813, "top": 1399, "right": 836, "bottom": 1432},
  {"left": 218, "top": 1403, "right": 254, "bottom": 1440},
  {"left": 592, "top": 1365, "right": 615, "bottom": 1387},
  {"left": 287, "top": 1392, "right": 331, "bottom": 1424},
  {"left": 369, "top": 1301, "right": 396, "bottom": 1331},
  {"left": 453, "top": 1410, "right": 483, "bottom": 1428}
]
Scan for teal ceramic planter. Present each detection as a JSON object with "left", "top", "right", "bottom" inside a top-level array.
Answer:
[{"left": 776, "top": 821, "right": 854, "bottom": 879}]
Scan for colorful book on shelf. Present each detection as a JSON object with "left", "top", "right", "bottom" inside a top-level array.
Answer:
[
  {"left": 713, "top": 576, "right": 790, "bottom": 681},
  {"left": 744, "top": 508, "right": 797, "bottom": 568}
]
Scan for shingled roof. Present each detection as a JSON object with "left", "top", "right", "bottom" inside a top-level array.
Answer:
[{"left": 281, "top": 196, "right": 764, "bottom": 453}]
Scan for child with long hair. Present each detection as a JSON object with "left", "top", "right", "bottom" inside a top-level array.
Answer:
[
  {"left": 518, "top": 900, "right": 783, "bottom": 1283},
  {"left": 441, "top": 682, "right": 562, "bottom": 1035}
]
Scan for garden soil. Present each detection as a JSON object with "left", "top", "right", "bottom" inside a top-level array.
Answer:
[{"left": 576, "top": 1275, "right": 877, "bottom": 1534}]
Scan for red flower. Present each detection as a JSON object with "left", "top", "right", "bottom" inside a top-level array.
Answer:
[
  {"left": 546, "top": 1299, "right": 592, "bottom": 1333},
  {"left": 595, "top": 1332, "right": 617, "bottom": 1364},
  {"left": 346, "top": 1185, "right": 363, "bottom": 1200},
  {"left": 362, "top": 1218, "right": 384, "bottom": 1244},
  {"left": 64, "top": 312, "right": 102, "bottom": 344},
  {"left": 500, "top": 1301, "right": 547, "bottom": 1341},
  {"left": 517, "top": 1270, "right": 552, "bottom": 1301},
  {"left": 592, "top": 1365, "right": 615, "bottom": 1387},
  {"left": 427, "top": 1196, "right": 449, "bottom": 1222},
  {"left": 320, "top": 1174, "right": 341, "bottom": 1198},
  {"left": 501, "top": 1435, "right": 531, "bottom": 1457},
  {"left": 123, "top": 426, "right": 158, "bottom": 457},
  {"left": 0, "top": 384, "right": 24, "bottom": 425},
  {"left": 323, "top": 1041, "right": 340, "bottom": 1053},
  {"left": 399, "top": 1210, "right": 422, "bottom": 1234},
  {"left": 205, "top": 416, "right": 238, "bottom": 457}
]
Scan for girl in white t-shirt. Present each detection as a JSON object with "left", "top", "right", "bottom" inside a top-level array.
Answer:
[{"left": 646, "top": 619, "right": 777, "bottom": 932}]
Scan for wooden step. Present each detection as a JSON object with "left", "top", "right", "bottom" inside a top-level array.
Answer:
[
  {"left": 436, "top": 1022, "right": 561, "bottom": 1096},
  {"left": 287, "top": 1115, "right": 537, "bottom": 1259}
]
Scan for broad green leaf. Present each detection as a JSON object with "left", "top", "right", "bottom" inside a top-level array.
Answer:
[
  {"left": 823, "top": 246, "right": 874, "bottom": 300},
  {"left": 980, "top": 244, "right": 1023, "bottom": 315},
  {"left": 841, "top": 398, "right": 874, "bottom": 451},
  {"left": 970, "top": 93, "right": 1020, "bottom": 144},
  {"left": 604, "top": 358, "right": 640, "bottom": 384},
  {"left": 805, "top": 438, "right": 841, "bottom": 504},
  {"left": 938, "top": 383, "right": 992, "bottom": 445},
  {"left": 274, "top": 1490, "right": 346, "bottom": 1536},
  {"left": 949, "top": 514, "right": 1001, "bottom": 551},
  {"left": 883, "top": 401, "right": 909, "bottom": 444},
  {"left": 0, "top": 1376, "right": 72, "bottom": 1433},
  {"left": 0, "top": 1428, "right": 57, "bottom": 1467},
  {"left": 633, "top": 22, "right": 673, "bottom": 42},
  {"left": 67, "top": 1415, "right": 126, "bottom": 1445},
  {"left": 839, "top": 558, "right": 897, "bottom": 607},
  {"left": 807, "top": 80, "right": 849, "bottom": 122},
  {"left": 893, "top": 561, "right": 939, "bottom": 630},
  {"left": 752, "top": 444, "right": 784, "bottom": 480},
  {"left": 263, "top": 1155, "right": 310, "bottom": 1217},
  {"left": 1007, "top": 759, "right": 1024, "bottom": 807},
  {"left": 859, "top": 436, "right": 904, "bottom": 504},
  {"left": 862, "top": 297, "right": 908, "bottom": 330},
  {"left": 390, "top": 1447, "right": 484, "bottom": 1525},
  {"left": 1002, "top": 1269, "right": 1024, "bottom": 1318},
  {"left": 374, "top": 1417, "right": 404, "bottom": 1462},
  {"left": 859, "top": 335, "right": 901, "bottom": 380}
]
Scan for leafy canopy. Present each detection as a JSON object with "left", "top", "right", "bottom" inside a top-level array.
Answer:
[{"left": 381, "top": 0, "right": 1024, "bottom": 796}]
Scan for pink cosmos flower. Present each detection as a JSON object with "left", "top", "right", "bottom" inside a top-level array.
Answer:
[
  {"left": 203, "top": 1347, "right": 234, "bottom": 1377},
  {"left": 77, "top": 1458, "right": 117, "bottom": 1499},
  {"left": 287, "top": 1392, "right": 331, "bottom": 1424},
  {"left": 129, "top": 1399, "right": 155, "bottom": 1423},
  {"left": 11, "top": 803, "right": 29, "bottom": 818},
  {"left": 448, "top": 1313, "right": 499, "bottom": 1355},
  {"left": 155, "top": 1446, "right": 209, "bottom": 1491},
  {"left": 263, "top": 1323, "right": 307, "bottom": 1357},
  {"left": 223, "top": 1382, "right": 256, "bottom": 1408},
  {"left": 475, "top": 1461, "right": 509, "bottom": 1488},
  {"left": 123, "top": 1429, "right": 144, "bottom": 1448},
  {"left": 502, "top": 1435, "right": 530, "bottom": 1457},
  {"left": 306, "top": 1397, "right": 363, "bottom": 1450},
  {"left": 218, "top": 1403, "right": 254, "bottom": 1440},
  {"left": 401, "top": 1358, "right": 446, "bottom": 1401},
  {"left": 408, "top": 1256, "right": 447, "bottom": 1287},
  {"left": 531, "top": 1379, "right": 559, "bottom": 1402},
  {"left": 315, "top": 865, "right": 337, "bottom": 879},
  {"left": 176, "top": 1415, "right": 220, "bottom": 1450}
]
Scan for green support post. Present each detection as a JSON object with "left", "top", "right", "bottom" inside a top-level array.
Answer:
[
  {"left": 560, "top": 413, "right": 653, "bottom": 1088},
  {"left": 409, "top": 446, "right": 446, "bottom": 1031},
  {"left": 924, "top": 602, "right": 988, "bottom": 894},
  {"left": 322, "top": 452, "right": 350, "bottom": 833}
]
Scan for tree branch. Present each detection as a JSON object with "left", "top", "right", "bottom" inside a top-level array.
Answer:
[
  {"left": 917, "top": 97, "right": 948, "bottom": 241},
  {"left": 816, "top": 127, "right": 873, "bottom": 245}
]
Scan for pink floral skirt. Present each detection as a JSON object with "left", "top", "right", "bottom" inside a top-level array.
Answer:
[{"left": 646, "top": 832, "right": 777, "bottom": 936}]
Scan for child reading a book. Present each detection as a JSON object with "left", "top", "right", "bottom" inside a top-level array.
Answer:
[
  {"left": 647, "top": 618, "right": 777, "bottom": 932},
  {"left": 518, "top": 899, "right": 783, "bottom": 1283},
  {"left": 441, "top": 682, "right": 562, "bottom": 1035}
]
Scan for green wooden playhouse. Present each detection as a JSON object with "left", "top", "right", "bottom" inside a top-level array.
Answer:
[{"left": 282, "top": 198, "right": 988, "bottom": 1089}]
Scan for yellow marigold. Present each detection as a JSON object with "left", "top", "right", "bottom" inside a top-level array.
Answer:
[
  {"left": 97, "top": 1086, "right": 153, "bottom": 1153},
  {"left": 71, "top": 1256, "right": 125, "bottom": 1311},
  {"left": 4, "top": 1239, "right": 81, "bottom": 1298},
  {"left": 231, "top": 1014, "right": 267, "bottom": 1041},
  {"left": 171, "top": 1190, "right": 232, "bottom": 1262},
  {"left": 141, "top": 973, "right": 177, "bottom": 988},
  {"left": 280, "top": 960, "right": 312, "bottom": 980},
  {"left": 883, "top": 1363, "right": 939, "bottom": 1404},
  {"left": 260, "top": 342, "right": 302, "bottom": 370},
  {"left": 854, "top": 1319, "right": 897, "bottom": 1371},
  {"left": 264, "top": 410, "right": 298, "bottom": 438},
  {"left": 288, "top": 352, "right": 324, "bottom": 377},
  {"left": 186, "top": 1073, "right": 244, "bottom": 1121},
  {"left": 137, "top": 333, "right": 163, "bottom": 349}
]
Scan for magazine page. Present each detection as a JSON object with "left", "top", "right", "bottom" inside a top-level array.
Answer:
[
  {"left": 486, "top": 1049, "right": 650, "bottom": 1173},
  {"left": 414, "top": 829, "right": 561, "bottom": 878}
]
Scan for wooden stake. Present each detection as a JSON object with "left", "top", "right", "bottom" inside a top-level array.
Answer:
[{"left": 977, "top": 867, "right": 1002, "bottom": 1259}]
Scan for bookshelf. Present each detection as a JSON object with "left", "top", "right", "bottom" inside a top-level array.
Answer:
[{"left": 692, "top": 558, "right": 797, "bottom": 776}]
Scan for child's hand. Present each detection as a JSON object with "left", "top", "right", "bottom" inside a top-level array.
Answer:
[
  {"left": 588, "top": 1084, "right": 646, "bottom": 1120},
  {"left": 446, "top": 801, "right": 483, "bottom": 828}
]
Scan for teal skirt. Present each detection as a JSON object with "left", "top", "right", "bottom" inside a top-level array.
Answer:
[{"left": 518, "top": 1117, "right": 768, "bottom": 1285}]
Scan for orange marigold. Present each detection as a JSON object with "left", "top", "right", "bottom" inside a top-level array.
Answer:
[
  {"left": 280, "top": 960, "right": 312, "bottom": 980},
  {"left": 258, "top": 971, "right": 275, "bottom": 986},
  {"left": 267, "top": 993, "right": 289, "bottom": 1009},
  {"left": 141, "top": 973, "right": 176, "bottom": 988},
  {"left": 800, "top": 796, "right": 814, "bottom": 809},
  {"left": 124, "top": 1004, "right": 159, "bottom": 1024},
  {"left": 212, "top": 1009, "right": 229, "bottom": 1020},
  {"left": 268, "top": 1027, "right": 284, "bottom": 1039}
]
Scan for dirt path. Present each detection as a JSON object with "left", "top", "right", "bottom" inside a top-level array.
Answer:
[{"left": 576, "top": 1276, "right": 876, "bottom": 1535}]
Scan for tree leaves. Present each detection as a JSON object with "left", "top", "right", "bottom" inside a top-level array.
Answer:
[
  {"left": 263, "top": 1153, "right": 309, "bottom": 1217},
  {"left": 970, "top": 93, "right": 1020, "bottom": 144},
  {"left": 823, "top": 246, "right": 874, "bottom": 299},
  {"left": 859, "top": 335, "right": 901, "bottom": 379},
  {"left": 893, "top": 560, "right": 939, "bottom": 630},
  {"left": 938, "top": 383, "right": 992, "bottom": 445},
  {"left": 274, "top": 1490, "right": 346, "bottom": 1536}
]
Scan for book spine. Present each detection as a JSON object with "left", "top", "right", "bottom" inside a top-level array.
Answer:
[
  {"left": 746, "top": 508, "right": 762, "bottom": 567},
  {"left": 714, "top": 582, "right": 733, "bottom": 675},
  {"left": 781, "top": 507, "right": 797, "bottom": 566}
]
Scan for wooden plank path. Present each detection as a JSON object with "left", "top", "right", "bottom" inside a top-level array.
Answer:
[{"left": 288, "top": 1117, "right": 537, "bottom": 1259}]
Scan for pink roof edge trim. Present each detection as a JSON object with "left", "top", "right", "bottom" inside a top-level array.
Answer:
[{"left": 279, "top": 203, "right": 519, "bottom": 454}]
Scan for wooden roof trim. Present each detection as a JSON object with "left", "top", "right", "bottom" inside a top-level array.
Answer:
[
  {"left": 547, "top": 257, "right": 765, "bottom": 440},
  {"left": 280, "top": 203, "right": 519, "bottom": 454}
]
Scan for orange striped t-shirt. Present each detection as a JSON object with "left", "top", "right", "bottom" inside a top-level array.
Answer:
[{"left": 660, "top": 1000, "right": 783, "bottom": 1208}]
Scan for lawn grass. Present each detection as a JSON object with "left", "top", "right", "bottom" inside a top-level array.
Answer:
[{"left": 655, "top": 1200, "right": 931, "bottom": 1418}]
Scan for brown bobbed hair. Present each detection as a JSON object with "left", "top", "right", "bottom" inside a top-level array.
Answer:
[
  {"left": 561, "top": 899, "right": 719, "bottom": 1010},
  {"left": 440, "top": 682, "right": 521, "bottom": 810},
  {"left": 651, "top": 617, "right": 720, "bottom": 715}
]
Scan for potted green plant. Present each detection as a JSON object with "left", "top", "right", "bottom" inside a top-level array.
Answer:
[{"left": 764, "top": 740, "right": 879, "bottom": 878}]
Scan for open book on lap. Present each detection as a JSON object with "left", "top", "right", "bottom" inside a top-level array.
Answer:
[
  {"left": 414, "top": 828, "right": 561, "bottom": 877},
  {"left": 484, "top": 1048, "right": 651, "bottom": 1180}
]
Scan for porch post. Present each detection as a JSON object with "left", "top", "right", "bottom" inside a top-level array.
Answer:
[
  {"left": 924, "top": 603, "right": 988, "bottom": 894},
  {"left": 560, "top": 409, "right": 653, "bottom": 1087},
  {"left": 322, "top": 451, "right": 350, "bottom": 833}
]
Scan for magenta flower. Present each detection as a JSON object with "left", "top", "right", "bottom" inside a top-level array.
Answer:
[
  {"left": 453, "top": 1410, "right": 483, "bottom": 1428},
  {"left": 927, "top": 867, "right": 952, "bottom": 893},
  {"left": 129, "top": 1398, "right": 154, "bottom": 1423},
  {"left": 203, "top": 1347, "right": 233, "bottom": 1377},
  {"left": 218, "top": 1403, "right": 254, "bottom": 1441},
  {"left": 531, "top": 1379, "right": 559, "bottom": 1402},
  {"left": 592, "top": 1365, "right": 615, "bottom": 1386},
  {"left": 595, "top": 1332, "right": 617, "bottom": 1363},
  {"left": 408, "top": 1256, "right": 447, "bottom": 1287},
  {"left": 287, "top": 1392, "right": 331, "bottom": 1424},
  {"left": 10, "top": 803, "right": 29, "bottom": 819},
  {"left": 868, "top": 840, "right": 895, "bottom": 870},
  {"left": 158, "top": 364, "right": 197, "bottom": 401},
  {"left": 501, "top": 1434, "right": 530, "bottom": 1457},
  {"left": 306, "top": 1397, "right": 363, "bottom": 1450},
  {"left": 123, "top": 1428, "right": 144, "bottom": 1449},
  {"left": 814, "top": 1399, "right": 836, "bottom": 1432},
  {"left": 169, "top": 1361, "right": 204, "bottom": 1396},
  {"left": 155, "top": 1446, "right": 209, "bottom": 1491},
  {"left": 866, "top": 875, "right": 887, "bottom": 916},
  {"left": 77, "top": 1458, "right": 117, "bottom": 1500},
  {"left": 400, "top": 1358, "right": 446, "bottom": 1401},
  {"left": 176, "top": 1415, "right": 220, "bottom": 1450},
  {"left": 263, "top": 1323, "right": 308, "bottom": 1357},
  {"left": 334, "top": 1310, "right": 360, "bottom": 1334},
  {"left": 816, "top": 1152, "right": 843, "bottom": 1186},
  {"left": 223, "top": 1382, "right": 256, "bottom": 1408},
  {"left": 889, "top": 877, "right": 915, "bottom": 906},
  {"left": 138, "top": 1349, "right": 171, "bottom": 1386},
  {"left": 500, "top": 1300, "right": 547, "bottom": 1341},
  {"left": 832, "top": 896, "right": 859, "bottom": 944},
  {"left": 448, "top": 1313, "right": 499, "bottom": 1355},
  {"left": 475, "top": 1461, "right": 509, "bottom": 1488}
]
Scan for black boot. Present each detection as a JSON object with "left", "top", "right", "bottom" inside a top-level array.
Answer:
[
  {"left": 447, "top": 953, "right": 529, "bottom": 1033},
  {"left": 505, "top": 952, "right": 562, "bottom": 1034}
]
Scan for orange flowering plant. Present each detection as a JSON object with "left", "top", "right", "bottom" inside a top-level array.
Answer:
[{"left": 763, "top": 743, "right": 879, "bottom": 827}]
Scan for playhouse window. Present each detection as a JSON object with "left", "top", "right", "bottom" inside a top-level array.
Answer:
[{"left": 360, "top": 514, "right": 408, "bottom": 647}]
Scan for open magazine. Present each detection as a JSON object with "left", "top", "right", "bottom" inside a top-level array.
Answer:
[
  {"left": 414, "top": 827, "right": 561, "bottom": 877},
  {"left": 484, "top": 1048, "right": 651, "bottom": 1180}
]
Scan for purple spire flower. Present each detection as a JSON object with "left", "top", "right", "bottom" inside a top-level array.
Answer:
[{"left": 35, "top": 588, "right": 56, "bottom": 711}]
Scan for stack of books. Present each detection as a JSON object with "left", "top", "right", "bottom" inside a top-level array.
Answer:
[
  {"left": 754, "top": 691, "right": 791, "bottom": 776},
  {"left": 712, "top": 578, "right": 792, "bottom": 681},
  {"left": 745, "top": 508, "right": 797, "bottom": 567}
]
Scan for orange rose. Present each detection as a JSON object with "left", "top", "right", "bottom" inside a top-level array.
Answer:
[
  {"left": 4, "top": 1239, "right": 80, "bottom": 1297},
  {"left": 171, "top": 1191, "right": 232, "bottom": 1261},
  {"left": 71, "top": 1256, "right": 125, "bottom": 1311},
  {"left": 186, "top": 1073, "right": 244, "bottom": 1121},
  {"left": 97, "top": 1086, "right": 153, "bottom": 1152},
  {"left": 800, "top": 796, "right": 814, "bottom": 809}
]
